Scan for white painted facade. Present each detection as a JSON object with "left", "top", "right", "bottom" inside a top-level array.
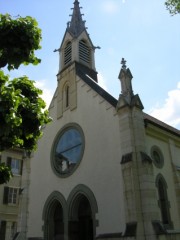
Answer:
[{"left": 28, "top": 66, "right": 126, "bottom": 237}]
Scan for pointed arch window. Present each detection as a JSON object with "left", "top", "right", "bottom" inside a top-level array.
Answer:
[
  {"left": 156, "top": 174, "right": 173, "bottom": 229},
  {"left": 79, "top": 40, "right": 91, "bottom": 65},
  {"left": 64, "top": 41, "right": 72, "bottom": 65}
]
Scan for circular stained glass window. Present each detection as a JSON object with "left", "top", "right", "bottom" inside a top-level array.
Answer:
[
  {"left": 51, "top": 124, "right": 84, "bottom": 177},
  {"left": 151, "top": 146, "right": 164, "bottom": 169}
]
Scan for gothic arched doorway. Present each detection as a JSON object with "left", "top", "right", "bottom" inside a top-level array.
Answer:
[
  {"left": 42, "top": 191, "right": 67, "bottom": 240},
  {"left": 53, "top": 202, "right": 64, "bottom": 240},
  {"left": 69, "top": 195, "right": 93, "bottom": 240},
  {"left": 46, "top": 201, "right": 64, "bottom": 240},
  {"left": 78, "top": 196, "right": 93, "bottom": 240}
]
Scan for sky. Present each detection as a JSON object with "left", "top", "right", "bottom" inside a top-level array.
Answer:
[{"left": 1, "top": 0, "right": 180, "bottom": 129}]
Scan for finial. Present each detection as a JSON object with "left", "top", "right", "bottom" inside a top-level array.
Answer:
[{"left": 121, "top": 58, "right": 127, "bottom": 70}]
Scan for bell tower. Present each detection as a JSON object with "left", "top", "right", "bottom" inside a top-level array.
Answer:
[
  {"left": 58, "top": 0, "right": 97, "bottom": 74},
  {"left": 56, "top": 0, "right": 99, "bottom": 119}
]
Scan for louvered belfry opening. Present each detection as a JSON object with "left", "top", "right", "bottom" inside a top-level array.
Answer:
[
  {"left": 64, "top": 41, "right": 72, "bottom": 66},
  {"left": 79, "top": 40, "right": 91, "bottom": 65}
]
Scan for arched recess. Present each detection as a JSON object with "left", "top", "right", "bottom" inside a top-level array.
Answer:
[
  {"left": 67, "top": 184, "right": 98, "bottom": 240},
  {"left": 155, "top": 174, "right": 173, "bottom": 229},
  {"left": 42, "top": 191, "right": 68, "bottom": 240}
]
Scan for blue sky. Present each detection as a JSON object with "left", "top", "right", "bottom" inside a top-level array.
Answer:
[{"left": 1, "top": 0, "right": 180, "bottom": 129}]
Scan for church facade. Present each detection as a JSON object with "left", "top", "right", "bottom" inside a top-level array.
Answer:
[{"left": 26, "top": 1, "right": 180, "bottom": 240}]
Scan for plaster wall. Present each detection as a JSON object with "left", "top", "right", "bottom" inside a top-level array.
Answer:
[{"left": 27, "top": 76, "right": 126, "bottom": 238}]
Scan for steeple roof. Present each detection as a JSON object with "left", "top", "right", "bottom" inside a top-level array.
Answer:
[{"left": 67, "top": 0, "right": 86, "bottom": 37}]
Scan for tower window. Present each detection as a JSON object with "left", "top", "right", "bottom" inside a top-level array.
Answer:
[
  {"left": 79, "top": 40, "right": 91, "bottom": 65},
  {"left": 64, "top": 41, "right": 72, "bottom": 65}
]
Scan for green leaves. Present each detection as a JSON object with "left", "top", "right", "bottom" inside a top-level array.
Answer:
[
  {"left": 165, "top": 0, "right": 180, "bottom": 15},
  {"left": 0, "top": 163, "right": 13, "bottom": 184},
  {"left": 0, "top": 14, "right": 52, "bottom": 152},
  {"left": 0, "top": 14, "right": 42, "bottom": 70},
  {"left": 0, "top": 71, "right": 52, "bottom": 151},
  {"left": 0, "top": 13, "right": 51, "bottom": 184}
]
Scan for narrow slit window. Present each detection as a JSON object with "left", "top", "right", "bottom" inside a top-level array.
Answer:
[{"left": 66, "top": 86, "right": 69, "bottom": 108}]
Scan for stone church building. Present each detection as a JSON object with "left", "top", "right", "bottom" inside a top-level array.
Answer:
[{"left": 24, "top": 1, "right": 180, "bottom": 240}]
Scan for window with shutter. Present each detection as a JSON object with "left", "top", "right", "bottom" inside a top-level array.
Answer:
[
  {"left": 8, "top": 188, "right": 19, "bottom": 204},
  {"left": 3, "top": 187, "right": 19, "bottom": 205},
  {"left": 64, "top": 41, "right": 72, "bottom": 65},
  {"left": 79, "top": 40, "right": 91, "bottom": 65}
]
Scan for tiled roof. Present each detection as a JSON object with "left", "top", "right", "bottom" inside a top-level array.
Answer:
[{"left": 144, "top": 113, "right": 180, "bottom": 137}]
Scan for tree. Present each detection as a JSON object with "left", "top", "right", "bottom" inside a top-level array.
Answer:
[
  {"left": 0, "top": 14, "right": 41, "bottom": 70},
  {"left": 0, "top": 163, "right": 13, "bottom": 184},
  {"left": 165, "top": 0, "right": 180, "bottom": 15},
  {"left": 0, "top": 14, "right": 51, "bottom": 184},
  {"left": 0, "top": 71, "right": 51, "bottom": 151}
]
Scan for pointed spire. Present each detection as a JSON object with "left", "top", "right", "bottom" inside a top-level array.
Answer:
[{"left": 67, "top": 0, "right": 86, "bottom": 37}]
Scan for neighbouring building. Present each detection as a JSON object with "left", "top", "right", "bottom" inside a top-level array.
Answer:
[
  {"left": 0, "top": 149, "right": 30, "bottom": 240},
  {"left": 10, "top": 1, "right": 180, "bottom": 240}
]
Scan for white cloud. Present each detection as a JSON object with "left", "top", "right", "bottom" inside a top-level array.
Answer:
[
  {"left": 102, "top": 1, "right": 120, "bottom": 14},
  {"left": 35, "top": 80, "right": 53, "bottom": 108},
  {"left": 148, "top": 82, "right": 180, "bottom": 129},
  {"left": 98, "top": 72, "right": 108, "bottom": 91}
]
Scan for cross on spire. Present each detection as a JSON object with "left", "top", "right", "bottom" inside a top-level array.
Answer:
[{"left": 121, "top": 58, "right": 127, "bottom": 70}]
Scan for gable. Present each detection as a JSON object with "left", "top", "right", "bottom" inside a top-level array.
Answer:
[{"left": 75, "top": 62, "right": 117, "bottom": 107}]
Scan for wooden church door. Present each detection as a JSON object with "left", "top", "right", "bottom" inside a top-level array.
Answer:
[
  {"left": 69, "top": 196, "right": 93, "bottom": 240},
  {"left": 53, "top": 203, "right": 64, "bottom": 240}
]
